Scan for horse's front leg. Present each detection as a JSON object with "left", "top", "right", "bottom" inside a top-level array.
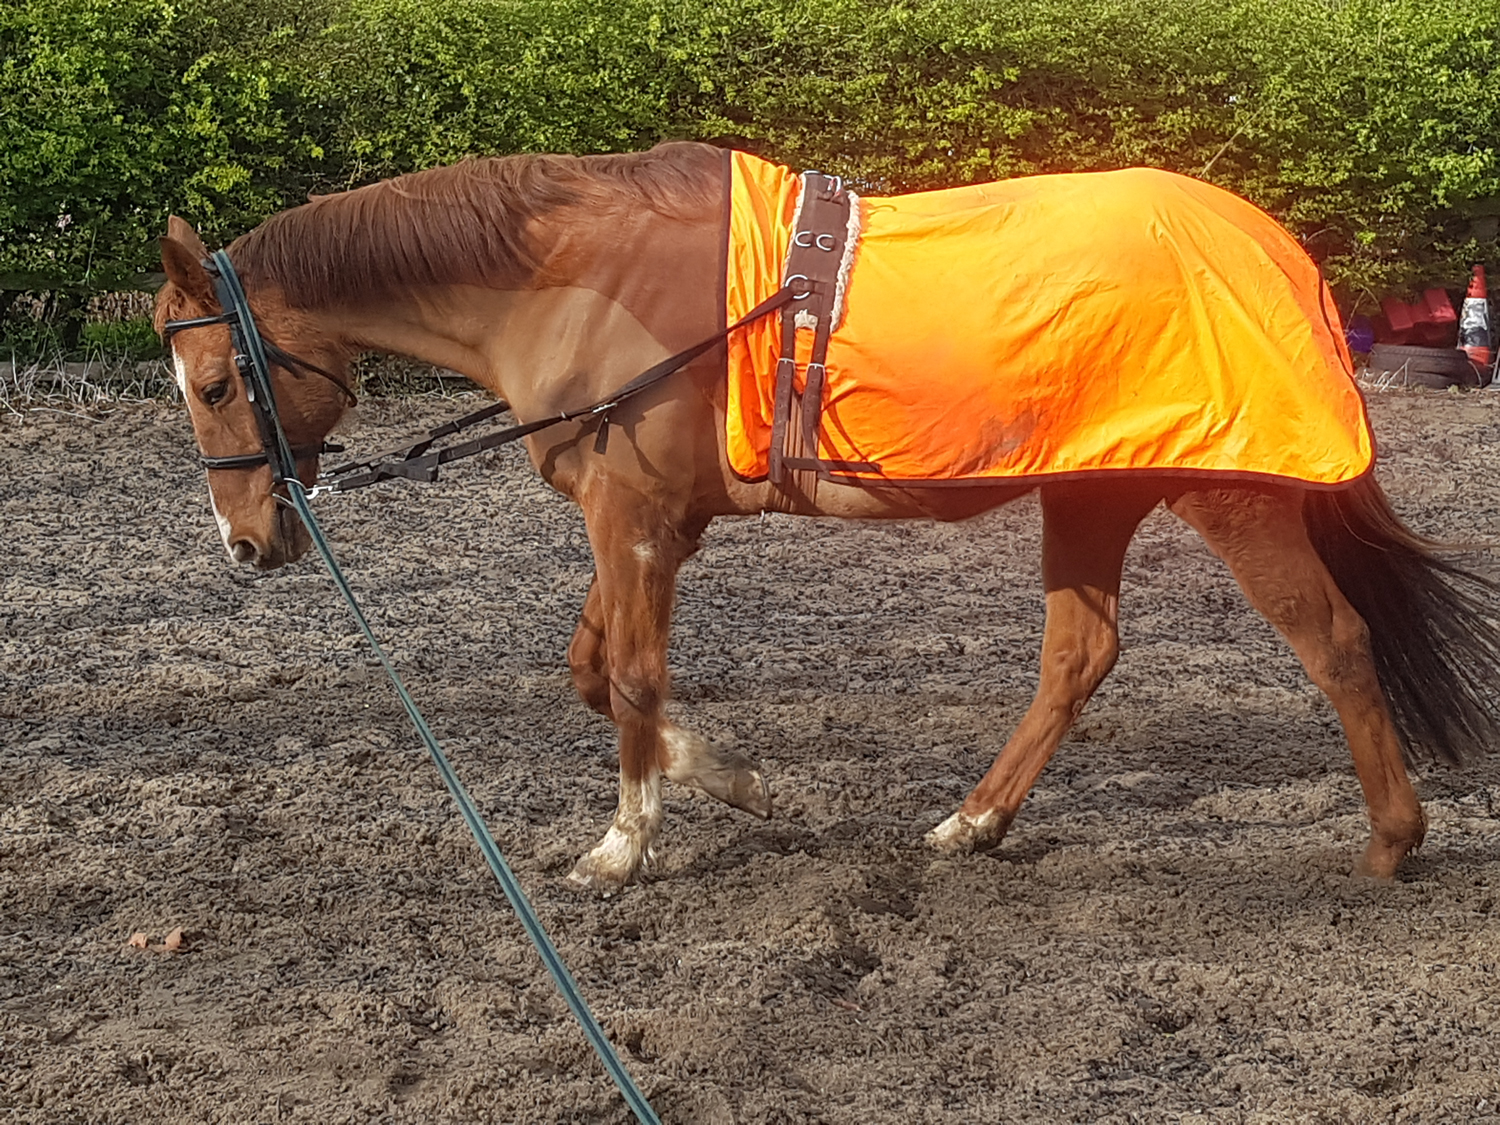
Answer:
[
  {"left": 565, "top": 574, "right": 614, "bottom": 718},
  {"left": 564, "top": 564, "right": 774, "bottom": 900},
  {"left": 564, "top": 507, "right": 767, "bottom": 894},
  {"left": 562, "top": 510, "right": 675, "bottom": 893}
]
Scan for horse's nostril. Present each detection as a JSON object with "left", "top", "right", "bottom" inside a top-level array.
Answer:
[{"left": 229, "top": 539, "right": 260, "bottom": 564}]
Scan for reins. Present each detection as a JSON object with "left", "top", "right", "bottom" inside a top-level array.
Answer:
[
  {"left": 316, "top": 284, "right": 799, "bottom": 492},
  {"left": 317, "top": 171, "right": 854, "bottom": 493},
  {"left": 162, "top": 250, "right": 807, "bottom": 1125},
  {"left": 166, "top": 251, "right": 800, "bottom": 489}
]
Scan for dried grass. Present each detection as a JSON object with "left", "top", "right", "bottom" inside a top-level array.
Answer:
[
  {"left": 0, "top": 355, "right": 177, "bottom": 416},
  {"left": 0, "top": 351, "right": 474, "bottom": 416}
]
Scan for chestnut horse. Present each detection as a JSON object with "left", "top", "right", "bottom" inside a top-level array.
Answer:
[{"left": 156, "top": 142, "right": 1500, "bottom": 894}]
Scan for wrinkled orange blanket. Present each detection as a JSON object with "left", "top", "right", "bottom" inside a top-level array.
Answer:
[{"left": 724, "top": 152, "right": 1372, "bottom": 486}]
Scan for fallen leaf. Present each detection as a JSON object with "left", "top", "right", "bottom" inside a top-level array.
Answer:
[
  {"left": 127, "top": 932, "right": 149, "bottom": 950},
  {"left": 162, "top": 928, "right": 183, "bottom": 953}
]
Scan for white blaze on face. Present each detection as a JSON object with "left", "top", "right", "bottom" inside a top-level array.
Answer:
[
  {"left": 175, "top": 344, "right": 236, "bottom": 557},
  {"left": 207, "top": 487, "right": 235, "bottom": 557}
]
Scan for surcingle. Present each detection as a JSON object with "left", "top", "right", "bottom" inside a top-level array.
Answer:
[{"left": 722, "top": 151, "right": 1373, "bottom": 487}]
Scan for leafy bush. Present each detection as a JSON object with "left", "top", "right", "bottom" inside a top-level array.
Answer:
[
  {"left": 640, "top": 0, "right": 1500, "bottom": 300},
  {"left": 81, "top": 317, "right": 163, "bottom": 359},
  {"left": 0, "top": 0, "right": 339, "bottom": 290},
  {"left": 3, "top": 0, "right": 1498, "bottom": 333}
]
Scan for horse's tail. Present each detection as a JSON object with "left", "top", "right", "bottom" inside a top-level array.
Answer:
[{"left": 1304, "top": 476, "right": 1500, "bottom": 764}]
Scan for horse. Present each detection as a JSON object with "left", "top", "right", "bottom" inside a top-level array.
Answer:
[{"left": 155, "top": 141, "right": 1500, "bottom": 895}]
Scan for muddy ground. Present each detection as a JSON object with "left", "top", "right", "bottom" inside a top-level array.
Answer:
[{"left": 2, "top": 390, "right": 1499, "bottom": 1124}]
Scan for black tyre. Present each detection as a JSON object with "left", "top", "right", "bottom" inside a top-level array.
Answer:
[{"left": 1366, "top": 343, "right": 1488, "bottom": 389}]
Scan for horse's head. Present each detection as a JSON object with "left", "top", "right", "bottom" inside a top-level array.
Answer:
[{"left": 156, "top": 217, "right": 356, "bottom": 569}]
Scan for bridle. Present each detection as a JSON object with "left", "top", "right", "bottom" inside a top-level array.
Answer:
[{"left": 162, "top": 249, "right": 352, "bottom": 481}]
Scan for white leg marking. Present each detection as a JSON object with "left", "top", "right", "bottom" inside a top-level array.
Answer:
[
  {"left": 660, "top": 725, "right": 708, "bottom": 778},
  {"left": 568, "top": 770, "right": 663, "bottom": 892},
  {"left": 660, "top": 724, "right": 772, "bottom": 818},
  {"left": 926, "top": 808, "right": 1005, "bottom": 854}
]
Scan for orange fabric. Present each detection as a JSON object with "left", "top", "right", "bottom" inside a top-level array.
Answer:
[{"left": 724, "top": 152, "right": 1373, "bottom": 485}]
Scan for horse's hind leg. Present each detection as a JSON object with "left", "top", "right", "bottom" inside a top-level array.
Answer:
[
  {"left": 1170, "top": 486, "right": 1425, "bottom": 877},
  {"left": 929, "top": 480, "right": 1162, "bottom": 854}
]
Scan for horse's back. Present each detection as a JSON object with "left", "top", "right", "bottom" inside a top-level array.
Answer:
[
  {"left": 725, "top": 155, "right": 1370, "bottom": 488},
  {"left": 863, "top": 166, "right": 1331, "bottom": 353}
]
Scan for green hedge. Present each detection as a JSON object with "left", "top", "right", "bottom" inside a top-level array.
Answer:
[{"left": 4, "top": 0, "right": 1499, "bottom": 315}]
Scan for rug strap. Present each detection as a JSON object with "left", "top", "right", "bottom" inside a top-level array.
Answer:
[{"left": 770, "top": 170, "right": 875, "bottom": 487}]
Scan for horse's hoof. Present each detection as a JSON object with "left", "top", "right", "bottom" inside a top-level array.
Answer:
[
  {"left": 1355, "top": 815, "right": 1424, "bottom": 880},
  {"left": 1353, "top": 841, "right": 1407, "bottom": 881},
  {"left": 737, "top": 769, "right": 773, "bottom": 820},
  {"left": 563, "top": 826, "right": 649, "bottom": 895},
  {"left": 662, "top": 728, "right": 773, "bottom": 819},
  {"left": 564, "top": 854, "right": 633, "bottom": 896},
  {"left": 925, "top": 809, "right": 1008, "bottom": 855},
  {"left": 567, "top": 864, "right": 627, "bottom": 900}
]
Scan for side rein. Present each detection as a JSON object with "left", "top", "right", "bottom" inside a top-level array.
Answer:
[
  {"left": 164, "top": 250, "right": 806, "bottom": 495},
  {"left": 165, "top": 171, "right": 856, "bottom": 493}
]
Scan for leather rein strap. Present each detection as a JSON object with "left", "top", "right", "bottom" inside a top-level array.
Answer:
[
  {"left": 165, "top": 250, "right": 798, "bottom": 493},
  {"left": 315, "top": 285, "right": 798, "bottom": 493}
]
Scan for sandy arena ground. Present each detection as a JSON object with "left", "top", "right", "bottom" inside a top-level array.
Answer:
[{"left": 2, "top": 390, "right": 1498, "bottom": 1123}]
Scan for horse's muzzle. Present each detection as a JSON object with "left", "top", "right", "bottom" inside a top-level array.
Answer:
[{"left": 231, "top": 508, "right": 311, "bottom": 569}]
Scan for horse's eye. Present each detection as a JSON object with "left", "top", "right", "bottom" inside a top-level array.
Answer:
[{"left": 201, "top": 381, "right": 230, "bottom": 407}]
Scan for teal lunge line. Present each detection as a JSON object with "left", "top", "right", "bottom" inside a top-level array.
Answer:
[{"left": 284, "top": 478, "right": 662, "bottom": 1125}]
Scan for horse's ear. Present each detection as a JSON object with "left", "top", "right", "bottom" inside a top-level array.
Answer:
[
  {"left": 166, "top": 215, "right": 210, "bottom": 259},
  {"left": 160, "top": 231, "right": 218, "bottom": 310}
]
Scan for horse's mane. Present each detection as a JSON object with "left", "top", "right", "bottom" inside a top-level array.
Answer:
[{"left": 227, "top": 142, "right": 726, "bottom": 310}]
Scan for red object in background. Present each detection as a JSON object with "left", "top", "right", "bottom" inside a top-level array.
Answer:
[
  {"left": 1378, "top": 297, "right": 1414, "bottom": 340},
  {"left": 1375, "top": 288, "right": 1458, "bottom": 347},
  {"left": 1458, "top": 265, "right": 1492, "bottom": 370}
]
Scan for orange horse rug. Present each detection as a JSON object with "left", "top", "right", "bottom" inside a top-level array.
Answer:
[{"left": 723, "top": 152, "right": 1373, "bottom": 487}]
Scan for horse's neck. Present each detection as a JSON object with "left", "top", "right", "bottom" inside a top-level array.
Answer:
[
  {"left": 336, "top": 215, "right": 721, "bottom": 420},
  {"left": 335, "top": 289, "right": 500, "bottom": 389},
  {"left": 339, "top": 282, "right": 673, "bottom": 415}
]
